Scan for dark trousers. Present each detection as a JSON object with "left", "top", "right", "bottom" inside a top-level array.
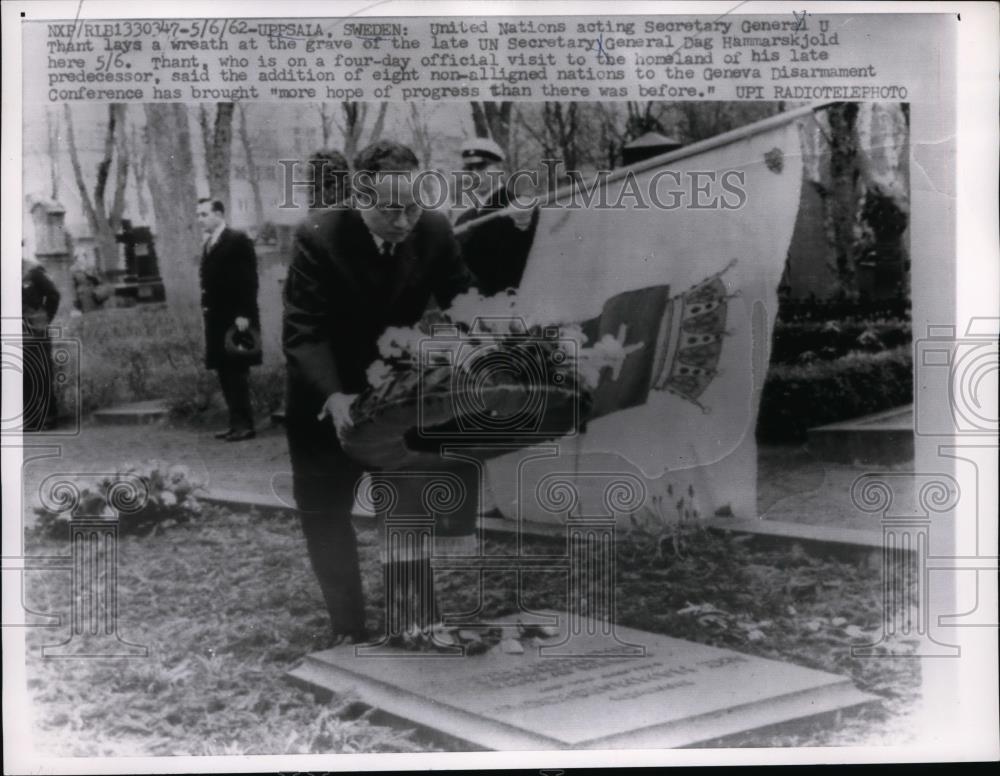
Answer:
[
  {"left": 217, "top": 364, "right": 254, "bottom": 432},
  {"left": 286, "top": 398, "right": 480, "bottom": 638},
  {"left": 22, "top": 335, "right": 56, "bottom": 431},
  {"left": 287, "top": 409, "right": 368, "bottom": 637}
]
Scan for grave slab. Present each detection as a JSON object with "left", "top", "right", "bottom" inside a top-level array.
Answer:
[
  {"left": 287, "top": 611, "right": 877, "bottom": 750},
  {"left": 807, "top": 404, "right": 913, "bottom": 464},
  {"left": 91, "top": 399, "right": 169, "bottom": 426}
]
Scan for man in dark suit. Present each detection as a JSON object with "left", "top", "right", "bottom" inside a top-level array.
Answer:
[
  {"left": 197, "top": 198, "right": 261, "bottom": 442},
  {"left": 22, "top": 254, "right": 61, "bottom": 431},
  {"left": 283, "top": 140, "right": 476, "bottom": 644},
  {"left": 454, "top": 137, "right": 539, "bottom": 296}
]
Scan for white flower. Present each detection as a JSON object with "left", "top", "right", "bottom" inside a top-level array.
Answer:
[
  {"left": 558, "top": 324, "right": 589, "bottom": 351},
  {"left": 168, "top": 464, "right": 191, "bottom": 484},
  {"left": 160, "top": 490, "right": 177, "bottom": 507},
  {"left": 377, "top": 326, "right": 424, "bottom": 360},
  {"left": 445, "top": 290, "right": 488, "bottom": 327},
  {"left": 366, "top": 359, "right": 394, "bottom": 389}
]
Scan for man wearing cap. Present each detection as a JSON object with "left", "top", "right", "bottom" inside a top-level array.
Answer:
[{"left": 454, "top": 137, "right": 539, "bottom": 297}]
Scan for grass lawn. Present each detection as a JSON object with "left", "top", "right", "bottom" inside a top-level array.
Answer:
[{"left": 22, "top": 508, "right": 921, "bottom": 756}]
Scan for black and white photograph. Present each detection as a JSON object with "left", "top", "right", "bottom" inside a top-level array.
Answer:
[{"left": 2, "top": 1, "right": 997, "bottom": 771}]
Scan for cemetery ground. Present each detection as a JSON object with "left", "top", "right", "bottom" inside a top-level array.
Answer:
[{"left": 19, "top": 421, "right": 922, "bottom": 755}]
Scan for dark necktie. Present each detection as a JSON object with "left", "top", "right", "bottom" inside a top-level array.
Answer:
[{"left": 380, "top": 241, "right": 394, "bottom": 260}]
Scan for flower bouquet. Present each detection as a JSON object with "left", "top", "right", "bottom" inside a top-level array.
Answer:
[{"left": 341, "top": 289, "right": 637, "bottom": 469}]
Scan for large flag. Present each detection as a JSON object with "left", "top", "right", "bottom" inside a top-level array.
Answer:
[{"left": 478, "top": 109, "right": 811, "bottom": 526}]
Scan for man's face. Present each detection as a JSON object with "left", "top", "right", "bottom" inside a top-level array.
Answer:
[
  {"left": 357, "top": 173, "right": 422, "bottom": 245},
  {"left": 463, "top": 159, "right": 504, "bottom": 201},
  {"left": 196, "top": 202, "right": 222, "bottom": 233}
]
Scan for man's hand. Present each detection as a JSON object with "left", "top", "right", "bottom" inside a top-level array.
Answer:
[
  {"left": 318, "top": 392, "right": 359, "bottom": 440},
  {"left": 235, "top": 316, "right": 250, "bottom": 332}
]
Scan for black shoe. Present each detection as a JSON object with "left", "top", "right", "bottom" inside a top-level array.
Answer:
[
  {"left": 328, "top": 629, "right": 370, "bottom": 648},
  {"left": 213, "top": 428, "right": 234, "bottom": 440},
  {"left": 225, "top": 429, "right": 256, "bottom": 442}
]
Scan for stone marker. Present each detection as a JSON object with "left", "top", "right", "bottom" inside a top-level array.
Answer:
[
  {"left": 287, "top": 611, "right": 877, "bottom": 750},
  {"left": 807, "top": 404, "right": 914, "bottom": 464},
  {"left": 91, "top": 399, "right": 168, "bottom": 426}
]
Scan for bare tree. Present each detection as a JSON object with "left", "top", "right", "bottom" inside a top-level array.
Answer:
[
  {"left": 664, "top": 102, "right": 783, "bottom": 145},
  {"left": 63, "top": 103, "right": 130, "bottom": 268},
  {"left": 198, "top": 103, "right": 235, "bottom": 211},
  {"left": 624, "top": 101, "right": 668, "bottom": 139},
  {"left": 45, "top": 106, "right": 60, "bottom": 200},
  {"left": 330, "top": 102, "right": 389, "bottom": 161},
  {"left": 128, "top": 121, "right": 151, "bottom": 223},
  {"left": 470, "top": 102, "right": 513, "bottom": 156},
  {"left": 817, "top": 102, "right": 864, "bottom": 298},
  {"left": 517, "top": 102, "right": 584, "bottom": 188},
  {"left": 317, "top": 103, "right": 335, "bottom": 149},
  {"left": 406, "top": 103, "right": 438, "bottom": 167},
  {"left": 143, "top": 103, "right": 202, "bottom": 314},
  {"left": 594, "top": 104, "right": 627, "bottom": 169},
  {"left": 236, "top": 103, "right": 266, "bottom": 228}
]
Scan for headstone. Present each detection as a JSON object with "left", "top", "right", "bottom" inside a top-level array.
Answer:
[
  {"left": 28, "top": 198, "right": 74, "bottom": 313},
  {"left": 287, "top": 611, "right": 877, "bottom": 750}
]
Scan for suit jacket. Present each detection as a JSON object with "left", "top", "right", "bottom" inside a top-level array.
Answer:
[
  {"left": 22, "top": 263, "right": 60, "bottom": 335},
  {"left": 282, "top": 207, "right": 475, "bottom": 427},
  {"left": 199, "top": 227, "right": 261, "bottom": 369},
  {"left": 455, "top": 184, "right": 539, "bottom": 296}
]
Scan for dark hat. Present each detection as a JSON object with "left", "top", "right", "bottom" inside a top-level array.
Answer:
[
  {"left": 461, "top": 138, "right": 505, "bottom": 165},
  {"left": 224, "top": 324, "right": 261, "bottom": 363}
]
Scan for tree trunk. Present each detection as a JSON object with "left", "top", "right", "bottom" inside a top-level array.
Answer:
[
  {"left": 198, "top": 103, "right": 235, "bottom": 212},
  {"left": 64, "top": 103, "right": 125, "bottom": 270},
  {"left": 130, "top": 123, "right": 151, "bottom": 223},
  {"left": 407, "top": 103, "right": 435, "bottom": 167},
  {"left": 336, "top": 101, "right": 389, "bottom": 162},
  {"left": 143, "top": 103, "right": 202, "bottom": 317},
  {"left": 368, "top": 102, "right": 389, "bottom": 146},
  {"left": 824, "top": 103, "right": 863, "bottom": 298},
  {"left": 237, "top": 103, "right": 266, "bottom": 228},
  {"left": 471, "top": 102, "right": 513, "bottom": 158},
  {"left": 317, "top": 104, "right": 333, "bottom": 149},
  {"left": 46, "top": 106, "right": 60, "bottom": 200},
  {"left": 110, "top": 108, "right": 130, "bottom": 232}
]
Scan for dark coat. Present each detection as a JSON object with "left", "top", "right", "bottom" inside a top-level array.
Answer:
[
  {"left": 282, "top": 207, "right": 475, "bottom": 429},
  {"left": 455, "top": 184, "right": 539, "bottom": 296},
  {"left": 22, "top": 263, "right": 60, "bottom": 334},
  {"left": 199, "top": 227, "right": 261, "bottom": 370}
]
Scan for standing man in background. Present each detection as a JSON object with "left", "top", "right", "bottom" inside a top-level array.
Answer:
[
  {"left": 197, "top": 198, "right": 261, "bottom": 442},
  {"left": 21, "top": 250, "right": 61, "bottom": 432},
  {"left": 453, "top": 137, "right": 539, "bottom": 296}
]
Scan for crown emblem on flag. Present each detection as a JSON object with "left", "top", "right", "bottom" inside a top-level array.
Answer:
[{"left": 652, "top": 261, "right": 737, "bottom": 411}]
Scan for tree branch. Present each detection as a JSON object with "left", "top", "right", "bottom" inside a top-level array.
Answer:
[{"left": 63, "top": 104, "right": 99, "bottom": 234}]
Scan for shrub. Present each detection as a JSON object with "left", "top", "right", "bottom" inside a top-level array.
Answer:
[
  {"left": 769, "top": 318, "right": 911, "bottom": 365},
  {"left": 32, "top": 460, "right": 207, "bottom": 538},
  {"left": 55, "top": 303, "right": 286, "bottom": 424},
  {"left": 757, "top": 345, "right": 913, "bottom": 442}
]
